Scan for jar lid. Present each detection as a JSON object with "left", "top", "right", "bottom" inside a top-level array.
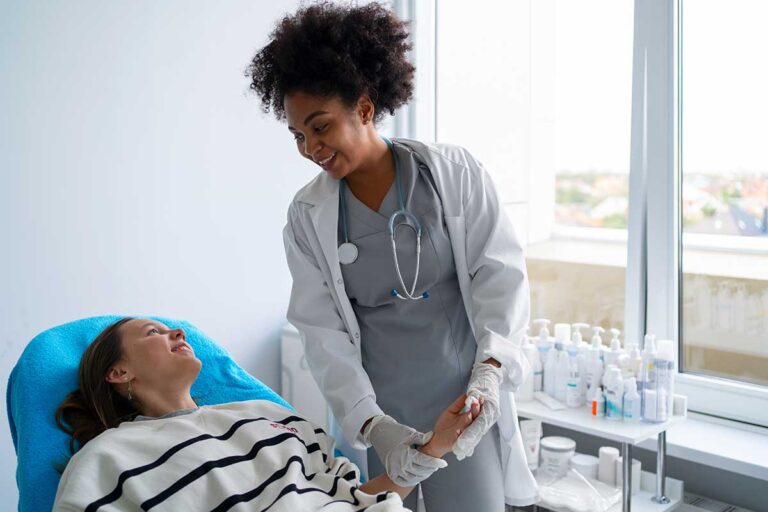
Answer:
[
  {"left": 570, "top": 453, "right": 599, "bottom": 468},
  {"left": 540, "top": 436, "right": 576, "bottom": 452}
]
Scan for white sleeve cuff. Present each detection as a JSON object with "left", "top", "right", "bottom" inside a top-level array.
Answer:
[
  {"left": 341, "top": 395, "right": 385, "bottom": 450},
  {"left": 475, "top": 331, "right": 530, "bottom": 392}
]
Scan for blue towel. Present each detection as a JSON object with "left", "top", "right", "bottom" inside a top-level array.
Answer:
[{"left": 6, "top": 315, "right": 293, "bottom": 512}]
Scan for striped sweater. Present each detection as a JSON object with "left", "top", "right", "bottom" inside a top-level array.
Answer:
[{"left": 53, "top": 400, "right": 408, "bottom": 511}]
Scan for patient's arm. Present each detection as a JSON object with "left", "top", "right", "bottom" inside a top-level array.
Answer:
[
  {"left": 358, "top": 394, "right": 479, "bottom": 500},
  {"left": 358, "top": 474, "right": 415, "bottom": 500}
]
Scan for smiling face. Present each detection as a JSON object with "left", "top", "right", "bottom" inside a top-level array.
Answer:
[
  {"left": 284, "top": 91, "right": 376, "bottom": 180},
  {"left": 106, "top": 318, "right": 202, "bottom": 395}
]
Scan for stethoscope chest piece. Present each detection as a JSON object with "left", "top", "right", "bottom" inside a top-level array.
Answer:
[{"left": 338, "top": 242, "right": 358, "bottom": 265}]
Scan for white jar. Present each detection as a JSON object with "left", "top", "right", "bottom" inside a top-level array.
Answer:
[
  {"left": 570, "top": 453, "right": 599, "bottom": 480},
  {"left": 540, "top": 436, "right": 576, "bottom": 478}
]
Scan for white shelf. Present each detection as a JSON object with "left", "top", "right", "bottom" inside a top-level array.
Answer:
[
  {"left": 537, "top": 471, "right": 683, "bottom": 512},
  {"left": 516, "top": 398, "right": 686, "bottom": 445}
]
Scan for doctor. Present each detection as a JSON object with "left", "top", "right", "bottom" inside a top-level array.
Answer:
[{"left": 248, "top": 3, "right": 538, "bottom": 510}]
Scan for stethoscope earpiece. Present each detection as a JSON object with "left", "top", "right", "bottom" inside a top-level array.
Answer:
[{"left": 338, "top": 137, "right": 429, "bottom": 301}]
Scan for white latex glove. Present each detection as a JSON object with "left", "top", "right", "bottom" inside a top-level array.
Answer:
[
  {"left": 452, "top": 362, "right": 503, "bottom": 460},
  {"left": 363, "top": 415, "right": 448, "bottom": 487}
]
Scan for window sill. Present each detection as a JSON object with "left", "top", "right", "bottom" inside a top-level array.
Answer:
[
  {"left": 636, "top": 412, "right": 768, "bottom": 481},
  {"left": 525, "top": 235, "right": 768, "bottom": 281}
]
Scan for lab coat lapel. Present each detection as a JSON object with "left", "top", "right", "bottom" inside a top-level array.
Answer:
[{"left": 308, "top": 182, "right": 342, "bottom": 284}]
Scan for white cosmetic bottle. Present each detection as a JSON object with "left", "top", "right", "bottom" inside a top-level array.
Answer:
[
  {"left": 553, "top": 323, "right": 571, "bottom": 402},
  {"left": 624, "top": 339, "right": 642, "bottom": 379},
  {"left": 584, "top": 327, "right": 605, "bottom": 407},
  {"left": 644, "top": 339, "right": 676, "bottom": 423},
  {"left": 603, "top": 365, "right": 624, "bottom": 421},
  {"left": 533, "top": 319, "right": 552, "bottom": 392},
  {"left": 604, "top": 328, "right": 626, "bottom": 368},
  {"left": 622, "top": 377, "right": 641, "bottom": 422},
  {"left": 639, "top": 334, "right": 657, "bottom": 420},
  {"left": 518, "top": 329, "right": 538, "bottom": 402},
  {"left": 571, "top": 323, "right": 590, "bottom": 403},
  {"left": 565, "top": 340, "right": 582, "bottom": 408}
]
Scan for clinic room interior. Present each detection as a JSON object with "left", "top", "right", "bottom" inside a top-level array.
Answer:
[{"left": 2, "top": 1, "right": 767, "bottom": 511}]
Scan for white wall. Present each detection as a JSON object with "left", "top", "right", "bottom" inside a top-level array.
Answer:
[{"left": 0, "top": 0, "right": 312, "bottom": 506}]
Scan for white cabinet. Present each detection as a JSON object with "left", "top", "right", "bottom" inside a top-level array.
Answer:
[{"left": 280, "top": 324, "right": 329, "bottom": 431}]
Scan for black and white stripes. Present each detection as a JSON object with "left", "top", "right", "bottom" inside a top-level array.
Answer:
[{"left": 54, "top": 400, "right": 406, "bottom": 512}]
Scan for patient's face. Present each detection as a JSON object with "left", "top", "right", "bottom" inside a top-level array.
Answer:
[{"left": 117, "top": 318, "right": 202, "bottom": 389}]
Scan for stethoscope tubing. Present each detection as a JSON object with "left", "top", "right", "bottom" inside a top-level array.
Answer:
[{"left": 338, "top": 137, "right": 428, "bottom": 300}]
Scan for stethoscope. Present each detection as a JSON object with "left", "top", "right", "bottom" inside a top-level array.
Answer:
[{"left": 338, "top": 137, "right": 429, "bottom": 300}]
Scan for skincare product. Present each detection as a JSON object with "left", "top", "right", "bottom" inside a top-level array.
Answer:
[
  {"left": 554, "top": 324, "right": 571, "bottom": 402},
  {"left": 624, "top": 340, "right": 642, "bottom": 379},
  {"left": 565, "top": 341, "right": 582, "bottom": 408},
  {"left": 572, "top": 323, "right": 591, "bottom": 402},
  {"left": 570, "top": 453, "right": 599, "bottom": 480},
  {"left": 585, "top": 327, "right": 605, "bottom": 405},
  {"left": 590, "top": 385, "right": 605, "bottom": 417},
  {"left": 540, "top": 436, "right": 576, "bottom": 478},
  {"left": 519, "top": 419, "right": 542, "bottom": 470},
  {"left": 622, "top": 377, "right": 641, "bottom": 422},
  {"left": 646, "top": 339, "right": 676, "bottom": 423},
  {"left": 544, "top": 337, "right": 559, "bottom": 397},
  {"left": 533, "top": 319, "right": 551, "bottom": 392},
  {"left": 604, "top": 328, "right": 625, "bottom": 368},
  {"left": 639, "top": 334, "right": 657, "bottom": 419},
  {"left": 603, "top": 366, "right": 624, "bottom": 421}
]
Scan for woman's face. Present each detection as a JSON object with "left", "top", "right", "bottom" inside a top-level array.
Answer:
[
  {"left": 110, "top": 318, "right": 201, "bottom": 390},
  {"left": 284, "top": 91, "right": 374, "bottom": 180}
]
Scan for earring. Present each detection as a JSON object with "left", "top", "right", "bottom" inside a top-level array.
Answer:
[{"left": 127, "top": 379, "right": 133, "bottom": 401}]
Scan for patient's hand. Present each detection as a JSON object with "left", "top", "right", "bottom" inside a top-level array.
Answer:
[{"left": 418, "top": 394, "right": 480, "bottom": 459}]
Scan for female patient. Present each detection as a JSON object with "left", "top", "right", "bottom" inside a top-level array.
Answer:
[{"left": 53, "top": 318, "right": 480, "bottom": 511}]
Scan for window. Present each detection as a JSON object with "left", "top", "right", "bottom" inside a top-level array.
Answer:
[
  {"left": 406, "top": 0, "right": 768, "bottom": 425},
  {"left": 680, "top": 0, "right": 768, "bottom": 387},
  {"left": 435, "top": 0, "right": 633, "bottom": 336}
]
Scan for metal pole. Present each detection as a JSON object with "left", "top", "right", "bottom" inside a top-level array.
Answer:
[
  {"left": 652, "top": 431, "right": 671, "bottom": 504},
  {"left": 622, "top": 442, "right": 632, "bottom": 512}
]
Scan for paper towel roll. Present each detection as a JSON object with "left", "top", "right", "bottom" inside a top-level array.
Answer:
[
  {"left": 598, "top": 446, "right": 619, "bottom": 486},
  {"left": 615, "top": 457, "right": 642, "bottom": 494}
]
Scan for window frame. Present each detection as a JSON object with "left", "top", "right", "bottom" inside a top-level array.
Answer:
[{"left": 417, "top": 0, "right": 768, "bottom": 426}]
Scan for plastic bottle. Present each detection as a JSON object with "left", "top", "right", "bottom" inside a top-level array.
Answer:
[
  {"left": 639, "top": 334, "right": 657, "bottom": 419},
  {"left": 571, "top": 323, "right": 590, "bottom": 403},
  {"left": 544, "top": 340, "right": 559, "bottom": 397},
  {"left": 533, "top": 319, "right": 551, "bottom": 392},
  {"left": 603, "top": 365, "right": 624, "bottom": 421},
  {"left": 590, "top": 385, "right": 605, "bottom": 417},
  {"left": 565, "top": 339, "right": 582, "bottom": 408},
  {"left": 624, "top": 339, "right": 642, "bottom": 379},
  {"left": 604, "top": 328, "right": 626, "bottom": 368},
  {"left": 584, "top": 327, "right": 605, "bottom": 406},
  {"left": 518, "top": 330, "right": 537, "bottom": 402},
  {"left": 646, "top": 339, "right": 676, "bottom": 423},
  {"left": 554, "top": 324, "right": 571, "bottom": 402},
  {"left": 622, "top": 377, "right": 641, "bottom": 422}
]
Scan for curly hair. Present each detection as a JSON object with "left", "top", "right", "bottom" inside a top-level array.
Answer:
[{"left": 247, "top": 1, "right": 414, "bottom": 124}]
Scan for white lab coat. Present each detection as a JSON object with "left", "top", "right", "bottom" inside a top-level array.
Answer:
[{"left": 283, "top": 138, "right": 539, "bottom": 506}]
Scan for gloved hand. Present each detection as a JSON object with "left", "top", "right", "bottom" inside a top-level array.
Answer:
[
  {"left": 363, "top": 415, "right": 448, "bottom": 487},
  {"left": 452, "top": 362, "right": 503, "bottom": 460}
]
